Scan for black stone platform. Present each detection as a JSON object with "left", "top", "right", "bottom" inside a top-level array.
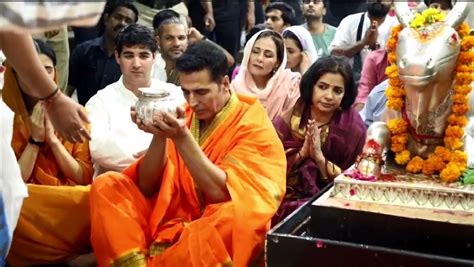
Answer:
[{"left": 266, "top": 184, "right": 474, "bottom": 267}]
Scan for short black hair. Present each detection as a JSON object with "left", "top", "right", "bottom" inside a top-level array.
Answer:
[
  {"left": 283, "top": 30, "right": 303, "bottom": 51},
  {"left": 115, "top": 24, "right": 158, "bottom": 55},
  {"left": 423, "top": 0, "right": 453, "bottom": 10},
  {"left": 33, "top": 39, "right": 56, "bottom": 66},
  {"left": 104, "top": 0, "right": 139, "bottom": 23},
  {"left": 255, "top": 31, "right": 285, "bottom": 71},
  {"left": 152, "top": 9, "right": 180, "bottom": 31},
  {"left": 300, "top": 56, "right": 356, "bottom": 110},
  {"left": 176, "top": 41, "right": 228, "bottom": 83},
  {"left": 265, "top": 2, "right": 296, "bottom": 26},
  {"left": 366, "top": 1, "right": 391, "bottom": 19},
  {"left": 246, "top": 24, "right": 266, "bottom": 44}
]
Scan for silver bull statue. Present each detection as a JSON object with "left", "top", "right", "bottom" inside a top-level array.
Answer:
[{"left": 357, "top": 2, "right": 474, "bottom": 178}]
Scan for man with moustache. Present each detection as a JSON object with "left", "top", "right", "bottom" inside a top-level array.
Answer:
[
  {"left": 155, "top": 17, "right": 189, "bottom": 85},
  {"left": 153, "top": 14, "right": 235, "bottom": 86},
  {"left": 301, "top": 0, "right": 336, "bottom": 57},
  {"left": 68, "top": 0, "right": 138, "bottom": 105}
]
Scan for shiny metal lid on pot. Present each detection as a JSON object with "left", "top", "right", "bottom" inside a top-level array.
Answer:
[{"left": 138, "top": 87, "right": 171, "bottom": 98}]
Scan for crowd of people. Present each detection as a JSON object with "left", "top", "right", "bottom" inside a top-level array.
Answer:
[{"left": 1, "top": 0, "right": 471, "bottom": 266}]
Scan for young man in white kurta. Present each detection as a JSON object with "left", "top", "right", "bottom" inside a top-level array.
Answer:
[
  {"left": 86, "top": 77, "right": 183, "bottom": 174},
  {"left": 86, "top": 24, "right": 184, "bottom": 175}
]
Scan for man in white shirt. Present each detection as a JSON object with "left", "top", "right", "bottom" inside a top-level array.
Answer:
[
  {"left": 86, "top": 23, "right": 184, "bottom": 174},
  {"left": 152, "top": 11, "right": 235, "bottom": 86},
  {"left": 330, "top": 0, "right": 397, "bottom": 79}
]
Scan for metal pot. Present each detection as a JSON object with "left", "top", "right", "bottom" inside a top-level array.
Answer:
[{"left": 135, "top": 87, "right": 179, "bottom": 125}]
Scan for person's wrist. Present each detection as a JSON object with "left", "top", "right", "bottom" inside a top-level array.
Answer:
[
  {"left": 314, "top": 154, "right": 325, "bottom": 165},
  {"left": 39, "top": 87, "right": 60, "bottom": 101},
  {"left": 171, "top": 128, "right": 190, "bottom": 142},
  {"left": 297, "top": 150, "right": 306, "bottom": 159},
  {"left": 46, "top": 135, "right": 60, "bottom": 146},
  {"left": 29, "top": 136, "right": 45, "bottom": 147},
  {"left": 42, "top": 89, "right": 63, "bottom": 109}
]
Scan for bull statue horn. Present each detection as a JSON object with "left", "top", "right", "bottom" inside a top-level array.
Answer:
[
  {"left": 393, "top": 1, "right": 413, "bottom": 27},
  {"left": 445, "top": 2, "right": 470, "bottom": 28},
  {"left": 394, "top": 2, "right": 414, "bottom": 28}
]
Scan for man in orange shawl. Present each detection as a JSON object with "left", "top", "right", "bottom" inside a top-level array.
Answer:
[
  {"left": 90, "top": 41, "right": 287, "bottom": 266},
  {"left": 2, "top": 39, "right": 93, "bottom": 265}
]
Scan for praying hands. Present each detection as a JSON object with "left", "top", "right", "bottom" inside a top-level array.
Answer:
[{"left": 298, "top": 119, "right": 325, "bottom": 163}]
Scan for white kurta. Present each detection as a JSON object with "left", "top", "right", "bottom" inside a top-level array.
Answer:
[
  {"left": 0, "top": 100, "right": 28, "bottom": 259},
  {"left": 329, "top": 12, "right": 398, "bottom": 66},
  {"left": 152, "top": 53, "right": 168, "bottom": 82},
  {"left": 86, "top": 77, "right": 185, "bottom": 175}
]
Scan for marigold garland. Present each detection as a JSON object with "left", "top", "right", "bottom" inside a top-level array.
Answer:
[
  {"left": 410, "top": 8, "right": 446, "bottom": 29},
  {"left": 385, "top": 9, "right": 474, "bottom": 183}
]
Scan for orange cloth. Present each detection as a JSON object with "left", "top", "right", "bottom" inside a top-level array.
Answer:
[
  {"left": 2, "top": 64, "right": 93, "bottom": 185},
  {"left": 7, "top": 184, "right": 92, "bottom": 265},
  {"left": 90, "top": 93, "right": 287, "bottom": 266},
  {"left": 2, "top": 64, "right": 94, "bottom": 264}
]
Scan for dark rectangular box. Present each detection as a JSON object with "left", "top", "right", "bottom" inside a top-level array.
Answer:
[{"left": 266, "top": 185, "right": 474, "bottom": 267}]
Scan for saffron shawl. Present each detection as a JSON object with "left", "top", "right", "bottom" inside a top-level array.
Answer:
[{"left": 90, "top": 93, "right": 287, "bottom": 266}]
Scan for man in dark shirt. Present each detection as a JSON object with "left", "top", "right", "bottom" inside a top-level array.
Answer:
[
  {"left": 68, "top": 0, "right": 138, "bottom": 105},
  {"left": 187, "top": 0, "right": 248, "bottom": 62}
]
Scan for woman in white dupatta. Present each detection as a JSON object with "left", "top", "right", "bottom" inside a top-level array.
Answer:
[{"left": 283, "top": 25, "right": 319, "bottom": 74}]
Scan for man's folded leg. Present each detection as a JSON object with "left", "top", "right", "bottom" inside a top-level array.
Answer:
[{"left": 90, "top": 172, "right": 153, "bottom": 266}]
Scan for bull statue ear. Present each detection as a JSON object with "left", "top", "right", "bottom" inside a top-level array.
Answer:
[
  {"left": 394, "top": 2, "right": 414, "bottom": 28},
  {"left": 445, "top": 2, "right": 470, "bottom": 29}
]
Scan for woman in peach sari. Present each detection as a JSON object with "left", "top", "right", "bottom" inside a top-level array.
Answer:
[
  {"left": 3, "top": 40, "right": 93, "bottom": 265},
  {"left": 231, "top": 29, "right": 301, "bottom": 120}
]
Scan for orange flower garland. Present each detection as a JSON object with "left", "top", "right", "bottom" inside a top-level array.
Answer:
[{"left": 385, "top": 16, "right": 474, "bottom": 183}]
